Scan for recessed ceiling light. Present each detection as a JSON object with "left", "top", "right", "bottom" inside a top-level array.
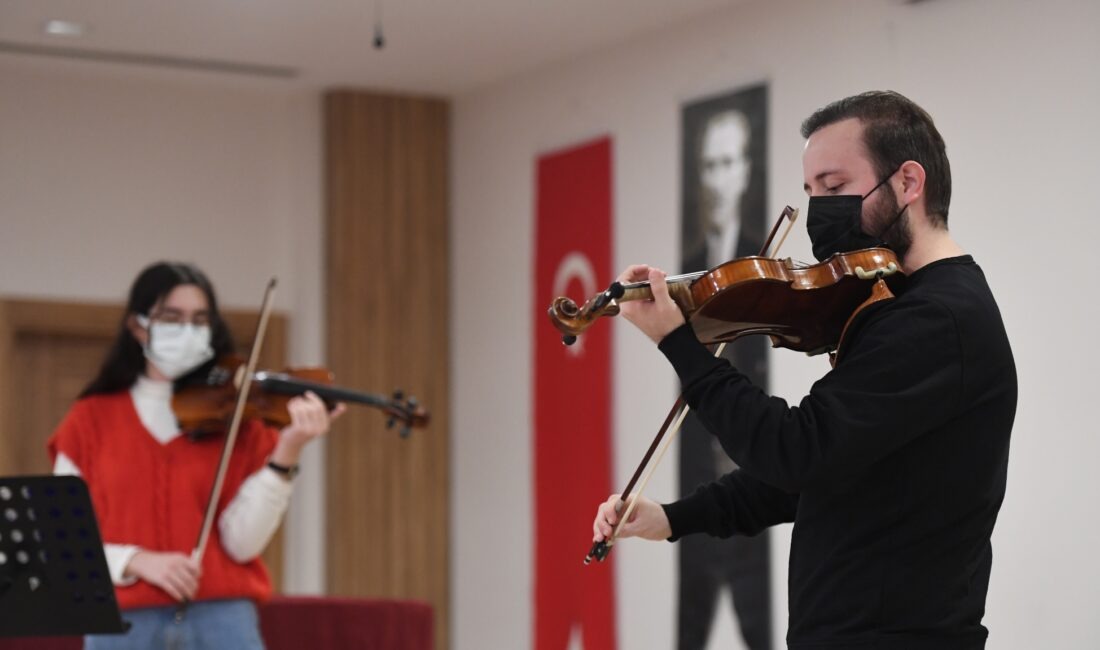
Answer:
[{"left": 44, "top": 20, "right": 87, "bottom": 37}]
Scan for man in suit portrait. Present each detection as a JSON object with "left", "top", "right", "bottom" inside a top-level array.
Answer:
[{"left": 678, "top": 85, "right": 772, "bottom": 650}]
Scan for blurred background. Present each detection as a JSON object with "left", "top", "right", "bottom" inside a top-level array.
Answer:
[{"left": 1, "top": 0, "right": 1097, "bottom": 648}]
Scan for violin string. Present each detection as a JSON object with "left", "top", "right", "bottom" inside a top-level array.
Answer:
[{"left": 620, "top": 270, "right": 706, "bottom": 291}]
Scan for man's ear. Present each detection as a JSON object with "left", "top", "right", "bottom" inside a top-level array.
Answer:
[
  {"left": 897, "top": 160, "right": 927, "bottom": 208},
  {"left": 127, "top": 314, "right": 149, "bottom": 346}
]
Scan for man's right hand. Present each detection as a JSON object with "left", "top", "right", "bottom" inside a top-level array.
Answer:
[
  {"left": 592, "top": 493, "right": 672, "bottom": 543},
  {"left": 125, "top": 551, "right": 202, "bottom": 602}
]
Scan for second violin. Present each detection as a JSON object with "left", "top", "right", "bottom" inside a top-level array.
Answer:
[{"left": 173, "top": 354, "right": 430, "bottom": 439}]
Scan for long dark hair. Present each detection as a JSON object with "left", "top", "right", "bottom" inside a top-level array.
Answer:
[{"left": 80, "top": 262, "right": 235, "bottom": 397}]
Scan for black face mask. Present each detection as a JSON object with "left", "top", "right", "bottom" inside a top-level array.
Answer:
[{"left": 806, "top": 174, "right": 903, "bottom": 262}]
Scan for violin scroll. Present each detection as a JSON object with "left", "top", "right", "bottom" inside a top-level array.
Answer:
[
  {"left": 385, "top": 389, "right": 428, "bottom": 437},
  {"left": 548, "top": 281, "right": 626, "bottom": 345}
]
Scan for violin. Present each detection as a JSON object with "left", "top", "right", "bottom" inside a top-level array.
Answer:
[
  {"left": 173, "top": 354, "right": 430, "bottom": 439},
  {"left": 550, "top": 207, "right": 906, "bottom": 566},
  {"left": 549, "top": 242, "right": 903, "bottom": 356}
]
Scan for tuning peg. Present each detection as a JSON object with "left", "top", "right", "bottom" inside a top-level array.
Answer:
[
  {"left": 392, "top": 389, "right": 405, "bottom": 401},
  {"left": 407, "top": 396, "right": 419, "bottom": 407}
]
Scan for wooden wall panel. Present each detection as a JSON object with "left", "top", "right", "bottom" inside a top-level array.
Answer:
[
  {"left": 0, "top": 298, "right": 288, "bottom": 590},
  {"left": 323, "top": 91, "right": 450, "bottom": 649}
]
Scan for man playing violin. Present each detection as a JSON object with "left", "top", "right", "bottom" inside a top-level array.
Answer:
[
  {"left": 49, "top": 262, "right": 344, "bottom": 649},
  {"left": 593, "top": 91, "right": 1016, "bottom": 649}
]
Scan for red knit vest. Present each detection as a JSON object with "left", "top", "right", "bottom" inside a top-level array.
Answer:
[{"left": 48, "top": 392, "right": 278, "bottom": 609}]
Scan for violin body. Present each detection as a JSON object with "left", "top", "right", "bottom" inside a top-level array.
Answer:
[
  {"left": 549, "top": 247, "right": 904, "bottom": 356},
  {"left": 173, "top": 356, "right": 328, "bottom": 437},
  {"left": 173, "top": 355, "right": 428, "bottom": 438},
  {"left": 688, "top": 248, "right": 903, "bottom": 354}
]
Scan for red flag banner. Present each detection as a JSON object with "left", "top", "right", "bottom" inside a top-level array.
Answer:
[{"left": 533, "top": 137, "right": 616, "bottom": 650}]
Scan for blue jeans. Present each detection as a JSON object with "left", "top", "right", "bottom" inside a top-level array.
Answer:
[{"left": 85, "top": 599, "right": 265, "bottom": 650}]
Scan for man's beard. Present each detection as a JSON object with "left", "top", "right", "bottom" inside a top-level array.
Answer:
[{"left": 866, "top": 183, "right": 912, "bottom": 261}]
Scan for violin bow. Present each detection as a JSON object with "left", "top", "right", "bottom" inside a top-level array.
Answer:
[
  {"left": 586, "top": 206, "right": 797, "bottom": 565},
  {"left": 585, "top": 345, "right": 724, "bottom": 564},
  {"left": 193, "top": 278, "right": 278, "bottom": 564},
  {"left": 766, "top": 207, "right": 799, "bottom": 258}
]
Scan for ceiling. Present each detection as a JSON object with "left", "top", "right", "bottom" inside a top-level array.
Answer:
[{"left": 0, "top": 0, "right": 744, "bottom": 95}]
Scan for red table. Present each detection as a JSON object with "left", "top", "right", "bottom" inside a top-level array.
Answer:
[
  {"left": 260, "top": 596, "right": 433, "bottom": 650},
  {"left": 0, "top": 596, "right": 433, "bottom": 650}
]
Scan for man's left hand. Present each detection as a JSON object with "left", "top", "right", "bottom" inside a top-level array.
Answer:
[{"left": 616, "top": 265, "right": 686, "bottom": 344}]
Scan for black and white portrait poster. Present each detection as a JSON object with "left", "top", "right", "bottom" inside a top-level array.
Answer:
[{"left": 678, "top": 83, "right": 772, "bottom": 650}]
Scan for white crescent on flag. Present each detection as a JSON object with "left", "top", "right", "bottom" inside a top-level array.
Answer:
[{"left": 552, "top": 251, "right": 598, "bottom": 357}]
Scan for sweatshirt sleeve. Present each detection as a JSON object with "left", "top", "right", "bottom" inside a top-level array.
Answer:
[
  {"left": 218, "top": 420, "right": 288, "bottom": 563},
  {"left": 657, "top": 298, "right": 963, "bottom": 493},
  {"left": 218, "top": 467, "right": 293, "bottom": 563},
  {"left": 662, "top": 469, "right": 800, "bottom": 540}
]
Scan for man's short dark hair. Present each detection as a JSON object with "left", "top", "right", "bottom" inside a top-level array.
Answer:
[{"left": 801, "top": 91, "right": 951, "bottom": 226}]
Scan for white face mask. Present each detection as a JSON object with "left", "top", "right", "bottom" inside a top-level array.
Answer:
[{"left": 136, "top": 315, "right": 215, "bottom": 380}]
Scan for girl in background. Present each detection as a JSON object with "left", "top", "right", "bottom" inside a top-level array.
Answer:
[{"left": 50, "top": 261, "right": 343, "bottom": 649}]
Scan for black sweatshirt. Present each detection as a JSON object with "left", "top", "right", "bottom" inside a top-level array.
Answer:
[{"left": 658, "top": 256, "right": 1016, "bottom": 649}]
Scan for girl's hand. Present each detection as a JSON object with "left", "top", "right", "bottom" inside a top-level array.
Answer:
[{"left": 126, "top": 550, "right": 202, "bottom": 602}]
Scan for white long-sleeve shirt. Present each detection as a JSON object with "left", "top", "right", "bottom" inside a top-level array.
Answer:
[{"left": 53, "top": 375, "right": 293, "bottom": 585}]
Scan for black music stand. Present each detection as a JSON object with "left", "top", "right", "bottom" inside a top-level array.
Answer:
[{"left": 0, "top": 475, "right": 128, "bottom": 637}]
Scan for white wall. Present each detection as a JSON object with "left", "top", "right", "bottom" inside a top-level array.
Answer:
[
  {"left": 451, "top": 0, "right": 1100, "bottom": 648},
  {"left": 0, "top": 55, "right": 328, "bottom": 594}
]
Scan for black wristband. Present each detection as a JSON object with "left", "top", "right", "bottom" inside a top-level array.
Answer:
[{"left": 267, "top": 460, "right": 300, "bottom": 480}]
